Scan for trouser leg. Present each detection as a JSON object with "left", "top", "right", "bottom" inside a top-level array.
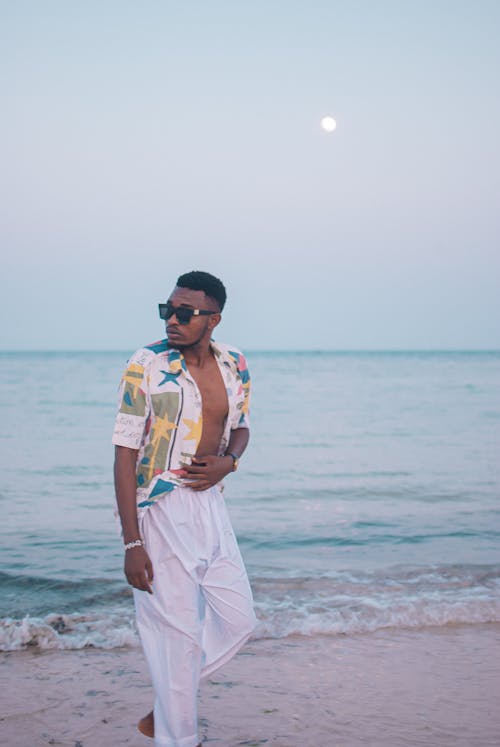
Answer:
[
  {"left": 200, "top": 496, "right": 257, "bottom": 678},
  {"left": 133, "top": 487, "right": 256, "bottom": 746},
  {"left": 134, "top": 511, "right": 203, "bottom": 747}
]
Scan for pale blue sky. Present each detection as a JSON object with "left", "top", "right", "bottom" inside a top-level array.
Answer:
[{"left": 2, "top": 0, "right": 499, "bottom": 350}]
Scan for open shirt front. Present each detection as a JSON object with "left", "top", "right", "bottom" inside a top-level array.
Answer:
[{"left": 112, "top": 338, "right": 250, "bottom": 510}]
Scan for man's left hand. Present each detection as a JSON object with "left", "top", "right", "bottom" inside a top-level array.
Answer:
[{"left": 183, "top": 455, "right": 234, "bottom": 491}]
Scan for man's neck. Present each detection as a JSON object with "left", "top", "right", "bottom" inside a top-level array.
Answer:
[{"left": 178, "top": 339, "right": 214, "bottom": 369}]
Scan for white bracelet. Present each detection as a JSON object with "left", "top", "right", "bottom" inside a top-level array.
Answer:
[{"left": 124, "top": 539, "right": 144, "bottom": 551}]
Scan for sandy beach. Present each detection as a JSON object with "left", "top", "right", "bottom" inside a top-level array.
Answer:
[{"left": 2, "top": 624, "right": 499, "bottom": 747}]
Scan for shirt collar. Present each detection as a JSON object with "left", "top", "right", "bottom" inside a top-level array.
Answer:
[{"left": 166, "top": 339, "right": 235, "bottom": 374}]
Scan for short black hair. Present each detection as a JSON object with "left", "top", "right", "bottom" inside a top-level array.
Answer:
[{"left": 176, "top": 270, "right": 227, "bottom": 311}]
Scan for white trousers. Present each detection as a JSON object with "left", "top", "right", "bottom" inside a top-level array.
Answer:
[{"left": 134, "top": 485, "right": 257, "bottom": 747}]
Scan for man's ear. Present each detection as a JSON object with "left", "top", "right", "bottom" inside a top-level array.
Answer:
[{"left": 209, "top": 313, "right": 222, "bottom": 331}]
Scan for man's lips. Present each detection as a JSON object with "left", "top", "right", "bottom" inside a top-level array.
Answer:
[{"left": 167, "top": 327, "right": 182, "bottom": 336}]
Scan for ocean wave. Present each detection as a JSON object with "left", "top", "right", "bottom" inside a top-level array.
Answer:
[
  {"left": 2, "top": 564, "right": 500, "bottom": 651},
  {"left": 0, "top": 611, "right": 139, "bottom": 652},
  {"left": 254, "top": 596, "right": 500, "bottom": 638},
  {"left": 0, "top": 571, "right": 131, "bottom": 618},
  {"left": 252, "top": 565, "right": 500, "bottom": 636},
  {"left": 239, "top": 529, "right": 500, "bottom": 550},
  {"left": 2, "top": 598, "right": 499, "bottom": 652}
]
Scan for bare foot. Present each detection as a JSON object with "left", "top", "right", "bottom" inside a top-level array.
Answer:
[
  {"left": 137, "top": 710, "right": 201, "bottom": 745},
  {"left": 137, "top": 710, "right": 154, "bottom": 738}
]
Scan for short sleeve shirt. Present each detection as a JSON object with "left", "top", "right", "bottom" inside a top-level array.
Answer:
[{"left": 112, "top": 338, "right": 250, "bottom": 510}]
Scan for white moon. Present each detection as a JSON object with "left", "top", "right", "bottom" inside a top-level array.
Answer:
[{"left": 320, "top": 116, "right": 337, "bottom": 133}]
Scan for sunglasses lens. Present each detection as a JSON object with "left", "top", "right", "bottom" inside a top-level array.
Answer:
[
  {"left": 176, "top": 308, "right": 193, "bottom": 324},
  {"left": 159, "top": 304, "right": 194, "bottom": 324}
]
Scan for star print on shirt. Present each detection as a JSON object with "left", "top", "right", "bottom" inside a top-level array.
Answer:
[
  {"left": 159, "top": 370, "right": 181, "bottom": 386},
  {"left": 182, "top": 417, "right": 203, "bottom": 444}
]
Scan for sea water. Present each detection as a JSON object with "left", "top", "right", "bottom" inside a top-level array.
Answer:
[{"left": 1, "top": 350, "right": 499, "bottom": 650}]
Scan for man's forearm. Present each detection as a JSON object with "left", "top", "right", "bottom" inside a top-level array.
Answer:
[
  {"left": 114, "top": 445, "right": 141, "bottom": 543},
  {"left": 226, "top": 428, "right": 250, "bottom": 459}
]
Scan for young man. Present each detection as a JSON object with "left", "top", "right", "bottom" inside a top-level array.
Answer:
[{"left": 112, "top": 271, "right": 256, "bottom": 747}]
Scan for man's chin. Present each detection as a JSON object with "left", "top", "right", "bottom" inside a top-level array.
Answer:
[
  {"left": 167, "top": 331, "right": 207, "bottom": 350},
  {"left": 167, "top": 333, "right": 184, "bottom": 346}
]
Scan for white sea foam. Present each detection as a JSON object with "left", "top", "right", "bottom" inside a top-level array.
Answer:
[
  {"left": 0, "top": 612, "right": 139, "bottom": 652},
  {"left": 253, "top": 597, "right": 500, "bottom": 639},
  {"left": 2, "top": 593, "right": 500, "bottom": 651}
]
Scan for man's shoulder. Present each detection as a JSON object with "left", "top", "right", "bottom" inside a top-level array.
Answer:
[
  {"left": 143, "top": 338, "right": 170, "bottom": 355},
  {"left": 126, "top": 339, "right": 169, "bottom": 368},
  {"left": 213, "top": 341, "right": 250, "bottom": 378},
  {"left": 213, "top": 340, "right": 246, "bottom": 361}
]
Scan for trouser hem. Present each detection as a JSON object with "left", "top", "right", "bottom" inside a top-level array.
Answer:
[{"left": 154, "top": 733, "right": 199, "bottom": 747}]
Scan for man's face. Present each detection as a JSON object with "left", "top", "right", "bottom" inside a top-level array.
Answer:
[{"left": 165, "top": 286, "right": 221, "bottom": 348}]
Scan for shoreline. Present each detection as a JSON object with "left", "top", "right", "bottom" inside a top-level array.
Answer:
[{"left": 1, "top": 623, "right": 499, "bottom": 746}]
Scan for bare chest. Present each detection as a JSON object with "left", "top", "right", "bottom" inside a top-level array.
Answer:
[{"left": 187, "top": 360, "right": 229, "bottom": 424}]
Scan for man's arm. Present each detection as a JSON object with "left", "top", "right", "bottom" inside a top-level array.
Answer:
[
  {"left": 225, "top": 426, "right": 250, "bottom": 462},
  {"left": 114, "top": 445, "right": 154, "bottom": 594},
  {"left": 185, "top": 427, "right": 250, "bottom": 491}
]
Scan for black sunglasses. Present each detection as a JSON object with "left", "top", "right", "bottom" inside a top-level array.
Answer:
[{"left": 158, "top": 303, "right": 217, "bottom": 325}]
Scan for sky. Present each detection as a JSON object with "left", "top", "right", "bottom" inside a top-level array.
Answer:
[{"left": 1, "top": 0, "right": 499, "bottom": 351}]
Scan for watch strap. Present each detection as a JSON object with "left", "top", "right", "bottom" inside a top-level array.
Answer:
[{"left": 227, "top": 452, "right": 239, "bottom": 471}]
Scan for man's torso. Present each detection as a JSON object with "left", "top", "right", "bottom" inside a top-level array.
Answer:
[
  {"left": 185, "top": 354, "right": 229, "bottom": 457},
  {"left": 112, "top": 339, "right": 250, "bottom": 507}
]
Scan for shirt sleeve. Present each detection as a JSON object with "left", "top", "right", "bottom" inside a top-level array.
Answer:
[
  {"left": 231, "top": 350, "right": 251, "bottom": 431},
  {"left": 111, "top": 349, "right": 151, "bottom": 449}
]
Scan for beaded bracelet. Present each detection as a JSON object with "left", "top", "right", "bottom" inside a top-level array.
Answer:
[{"left": 124, "top": 539, "right": 144, "bottom": 551}]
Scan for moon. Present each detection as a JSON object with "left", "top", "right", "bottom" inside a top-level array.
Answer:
[{"left": 320, "top": 116, "right": 337, "bottom": 133}]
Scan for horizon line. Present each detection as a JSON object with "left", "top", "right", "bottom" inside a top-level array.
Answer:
[{"left": 1, "top": 348, "right": 499, "bottom": 354}]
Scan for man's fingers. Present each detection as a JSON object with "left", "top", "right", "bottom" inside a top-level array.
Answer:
[
  {"left": 124, "top": 548, "right": 154, "bottom": 593},
  {"left": 182, "top": 477, "right": 202, "bottom": 486},
  {"left": 126, "top": 567, "right": 153, "bottom": 593},
  {"left": 184, "top": 464, "right": 207, "bottom": 474},
  {"left": 131, "top": 575, "right": 153, "bottom": 594},
  {"left": 146, "top": 560, "right": 154, "bottom": 583},
  {"left": 140, "top": 565, "right": 153, "bottom": 593},
  {"left": 183, "top": 474, "right": 208, "bottom": 484}
]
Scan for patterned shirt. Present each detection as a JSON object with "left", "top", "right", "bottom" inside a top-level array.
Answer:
[{"left": 112, "top": 338, "right": 250, "bottom": 510}]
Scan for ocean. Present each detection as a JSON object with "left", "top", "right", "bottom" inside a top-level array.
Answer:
[{"left": 1, "top": 350, "right": 499, "bottom": 650}]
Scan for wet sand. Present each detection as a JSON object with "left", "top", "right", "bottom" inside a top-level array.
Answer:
[{"left": 1, "top": 624, "right": 499, "bottom": 746}]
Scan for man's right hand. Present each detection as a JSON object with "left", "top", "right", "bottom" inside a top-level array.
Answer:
[{"left": 124, "top": 545, "right": 154, "bottom": 594}]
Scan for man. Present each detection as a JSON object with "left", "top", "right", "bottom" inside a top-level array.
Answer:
[{"left": 112, "top": 271, "right": 256, "bottom": 747}]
